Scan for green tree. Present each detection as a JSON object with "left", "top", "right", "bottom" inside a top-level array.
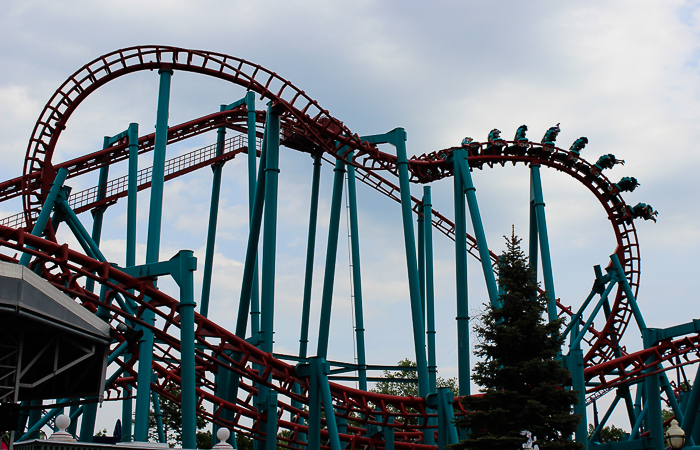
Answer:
[
  {"left": 372, "top": 358, "right": 459, "bottom": 397},
  {"left": 452, "top": 232, "right": 583, "bottom": 450},
  {"left": 588, "top": 424, "right": 624, "bottom": 443},
  {"left": 148, "top": 383, "right": 211, "bottom": 448}
]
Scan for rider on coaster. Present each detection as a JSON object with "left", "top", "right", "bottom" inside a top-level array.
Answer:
[
  {"left": 486, "top": 129, "right": 505, "bottom": 155},
  {"left": 615, "top": 177, "right": 639, "bottom": 193},
  {"left": 630, "top": 202, "right": 658, "bottom": 222}
]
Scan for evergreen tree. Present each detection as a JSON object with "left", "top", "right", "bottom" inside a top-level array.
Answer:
[{"left": 452, "top": 232, "right": 582, "bottom": 450}]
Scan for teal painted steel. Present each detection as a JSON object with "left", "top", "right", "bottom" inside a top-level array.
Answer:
[
  {"left": 529, "top": 164, "right": 557, "bottom": 321},
  {"left": 202, "top": 96, "right": 252, "bottom": 318},
  {"left": 299, "top": 155, "right": 322, "bottom": 360},
  {"left": 19, "top": 168, "right": 68, "bottom": 266},
  {"left": 136, "top": 69, "right": 172, "bottom": 442},
  {"left": 145, "top": 68, "right": 172, "bottom": 265},
  {"left": 570, "top": 280, "right": 617, "bottom": 349},
  {"left": 529, "top": 176, "right": 539, "bottom": 281},
  {"left": 346, "top": 151, "right": 368, "bottom": 391},
  {"left": 316, "top": 157, "right": 346, "bottom": 359},
  {"left": 423, "top": 187, "right": 437, "bottom": 395},
  {"left": 199, "top": 106, "right": 228, "bottom": 318},
  {"left": 436, "top": 387, "right": 459, "bottom": 448},
  {"left": 85, "top": 155, "right": 109, "bottom": 293},
  {"left": 174, "top": 250, "right": 198, "bottom": 450},
  {"left": 151, "top": 388, "right": 166, "bottom": 443},
  {"left": 315, "top": 358, "right": 342, "bottom": 450},
  {"left": 245, "top": 92, "right": 261, "bottom": 343},
  {"left": 235, "top": 127, "right": 268, "bottom": 339},
  {"left": 589, "top": 394, "right": 621, "bottom": 443},
  {"left": 453, "top": 151, "right": 499, "bottom": 305},
  {"left": 260, "top": 105, "right": 280, "bottom": 357},
  {"left": 361, "top": 129, "right": 431, "bottom": 408},
  {"left": 126, "top": 123, "right": 139, "bottom": 269},
  {"left": 452, "top": 149, "right": 470, "bottom": 396}
]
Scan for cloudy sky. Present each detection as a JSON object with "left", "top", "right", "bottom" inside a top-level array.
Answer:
[{"left": 2, "top": 0, "right": 700, "bottom": 435}]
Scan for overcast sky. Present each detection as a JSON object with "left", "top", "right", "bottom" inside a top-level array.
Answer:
[{"left": 2, "top": 0, "right": 699, "bottom": 435}]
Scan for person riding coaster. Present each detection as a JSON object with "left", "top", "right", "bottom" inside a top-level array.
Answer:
[
  {"left": 595, "top": 153, "right": 625, "bottom": 171},
  {"left": 614, "top": 176, "right": 639, "bottom": 193},
  {"left": 461, "top": 136, "right": 481, "bottom": 156},
  {"left": 485, "top": 128, "right": 505, "bottom": 155},
  {"left": 506, "top": 125, "right": 529, "bottom": 155},
  {"left": 630, "top": 202, "right": 658, "bottom": 222},
  {"left": 569, "top": 137, "right": 588, "bottom": 156},
  {"left": 541, "top": 123, "right": 561, "bottom": 146}
]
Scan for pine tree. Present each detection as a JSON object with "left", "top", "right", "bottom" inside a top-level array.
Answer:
[{"left": 452, "top": 231, "right": 582, "bottom": 450}]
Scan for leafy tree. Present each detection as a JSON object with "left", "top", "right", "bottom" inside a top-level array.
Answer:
[
  {"left": 588, "top": 424, "right": 624, "bottom": 443},
  {"left": 372, "top": 358, "right": 459, "bottom": 397},
  {"left": 148, "top": 383, "right": 210, "bottom": 448},
  {"left": 452, "top": 232, "right": 583, "bottom": 450}
]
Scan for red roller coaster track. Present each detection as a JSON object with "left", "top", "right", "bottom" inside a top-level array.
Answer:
[{"left": 1, "top": 45, "right": 690, "bottom": 448}]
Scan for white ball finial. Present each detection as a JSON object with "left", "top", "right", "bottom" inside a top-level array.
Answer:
[
  {"left": 49, "top": 415, "right": 76, "bottom": 442},
  {"left": 213, "top": 428, "right": 233, "bottom": 449},
  {"left": 55, "top": 415, "right": 70, "bottom": 431}
]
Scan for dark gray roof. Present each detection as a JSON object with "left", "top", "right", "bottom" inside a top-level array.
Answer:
[{"left": 0, "top": 261, "right": 110, "bottom": 342}]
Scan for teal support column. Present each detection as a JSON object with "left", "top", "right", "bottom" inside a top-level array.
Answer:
[
  {"left": 173, "top": 250, "right": 198, "bottom": 450},
  {"left": 261, "top": 392, "right": 279, "bottom": 450},
  {"left": 641, "top": 330, "right": 664, "bottom": 450},
  {"left": 151, "top": 389, "right": 166, "bottom": 443},
  {"left": 453, "top": 150, "right": 498, "bottom": 306},
  {"left": 246, "top": 92, "right": 261, "bottom": 341},
  {"left": 681, "top": 358, "right": 700, "bottom": 442},
  {"left": 19, "top": 168, "right": 68, "bottom": 266},
  {"left": 303, "top": 359, "right": 322, "bottom": 450},
  {"left": 145, "top": 67, "right": 172, "bottom": 264},
  {"left": 259, "top": 104, "right": 280, "bottom": 357},
  {"left": 25, "top": 404, "right": 42, "bottom": 440},
  {"left": 124, "top": 123, "right": 139, "bottom": 440},
  {"left": 135, "top": 68, "right": 172, "bottom": 443},
  {"left": 294, "top": 154, "right": 321, "bottom": 446},
  {"left": 121, "top": 379, "right": 133, "bottom": 441},
  {"left": 423, "top": 187, "right": 439, "bottom": 439},
  {"left": 423, "top": 187, "right": 437, "bottom": 394},
  {"left": 315, "top": 358, "right": 342, "bottom": 450},
  {"left": 346, "top": 151, "right": 368, "bottom": 391},
  {"left": 316, "top": 157, "right": 346, "bottom": 359},
  {"left": 566, "top": 349, "right": 587, "bottom": 444},
  {"left": 434, "top": 387, "right": 459, "bottom": 449},
  {"left": 452, "top": 151, "right": 470, "bottom": 396},
  {"left": 200, "top": 105, "right": 228, "bottom": 318},
  {"left": 235, "top": 130, "right": 267, "bottom": 339},
  {"left": 85, "top": 152, "right": 109, "bottom": 293},
  {"left": 418, "top": 205, "right": 426, "bottom": 317},
  {"left": 79, "top": 401, "right": 97, "bottom": 442},
  {"left": 529, "top": 175, "right": 539, "bottom": 281},
  {"left": 529, "top": 164, "right": 557, "bottom": 321},
  {"left": 126, "top": 123, "right": 139, "bottom": 269},
  {"left": 393, "top": 128, "right": 432, "bottom": 444},
  {"left": 299, "top": 156, "right": 322, "bottom": 359}
]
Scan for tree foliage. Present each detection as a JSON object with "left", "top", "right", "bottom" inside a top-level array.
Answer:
[
  {"left": 452, "top": 232, "right": 583, "bottom": 450},
  {"left": 372, "top": 358, "right": 458, "bottom": 397},
  {"left": 148, "top": 383, "right": 211, "bottom": 448},
  {"left": 587, "top": 424, "right": 624, "bottom": 443}
]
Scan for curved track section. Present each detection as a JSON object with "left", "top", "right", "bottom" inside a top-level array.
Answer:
[{"left": 1, "top": 45, "right": 671, "bottom": 448}]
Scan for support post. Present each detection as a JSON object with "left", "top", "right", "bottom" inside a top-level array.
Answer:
[
  {"left": 135, "top": 67, "right": 172, "bottom": 443},
  {"left": 19, "top": 168, "right": 68, "bottom": 267},
  {"left": 200, "top": 105, "right": 228, "bottom": 318},
  {"left": 452, "top": 150, "right": 470, "bottom": 396},
  {"left": 316, "top": 157, "right": 346, "bottom": 359},
  {"left": 529, "top": 164, "right": 557, "bottom": 321},
  {"left": 423, "top": 187, "right": 437, "bottom": 395},
  {"left": 299, "top": 155, "right": 322, "bottom": 359},
  {"left": 453, "top": 150, "right": 499, "bottom": 305},
  {"left": 346, "top": 151, "right": 368, "bottom": 391}
]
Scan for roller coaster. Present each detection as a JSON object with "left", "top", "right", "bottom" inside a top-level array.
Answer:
[{"left": 1, "top": 46, "right": 698, "bottom": 450}]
